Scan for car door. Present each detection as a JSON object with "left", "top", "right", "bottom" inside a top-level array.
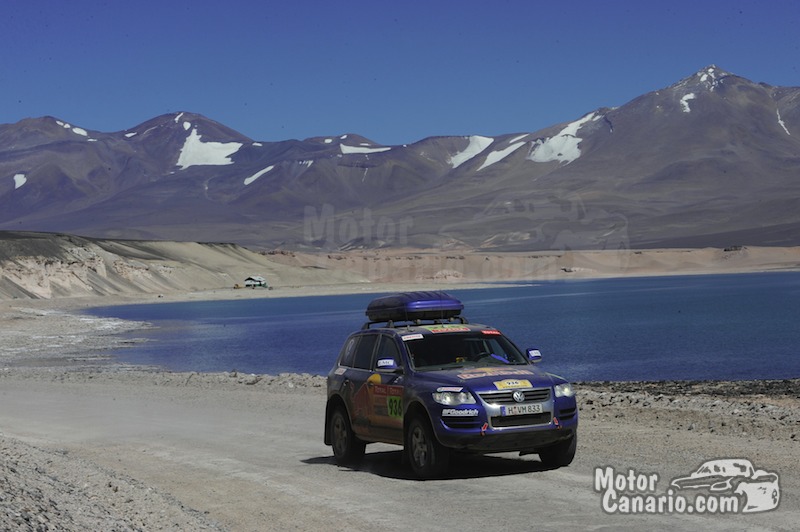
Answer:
[
  {"left": 346, "top": 332, "right": 380, "bottom": 437},
  {"left": 366, "top": 334, "right": 405, "bottom": 443}
]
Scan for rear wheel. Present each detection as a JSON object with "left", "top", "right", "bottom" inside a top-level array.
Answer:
[
  {"left": 538, "top": 433, "right": 576, "bottom": 468},
  {"left": 329, "top": 407, "right": 365, "bottom": 465},
  {"left": 406, "top": 416, "right": 450, "bottom": 478}
]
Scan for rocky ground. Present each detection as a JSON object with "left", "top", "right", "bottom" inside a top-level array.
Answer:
[
  {"left": 578, "top": 379, "right": 800, "bottom": 442},
  {"left": 1, "top": 433, "right": 222, "bottom": 531}
]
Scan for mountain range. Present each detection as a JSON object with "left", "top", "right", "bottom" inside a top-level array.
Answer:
[{"left": 1, "top": 65, "right": 798, "bottom": 251}]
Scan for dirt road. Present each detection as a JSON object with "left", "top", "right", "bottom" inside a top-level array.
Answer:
[{"left": 1, "top": 370, "right": 797, "bottom": 531}]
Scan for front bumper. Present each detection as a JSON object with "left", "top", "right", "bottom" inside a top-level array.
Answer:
[{"left": 432, "top": 396, "right": 578, "bottom": 453}]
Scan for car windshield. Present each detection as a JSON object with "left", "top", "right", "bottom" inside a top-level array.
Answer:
[
  {"left": 695, "top": 462, "right": 751, "bottom": 477},
  {"left": 405, "top": 332, "right": 528, "bottom": 370}
]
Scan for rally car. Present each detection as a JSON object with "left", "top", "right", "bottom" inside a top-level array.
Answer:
[{"left": 324, "top": 291, "right": 578, "bottom": 478}]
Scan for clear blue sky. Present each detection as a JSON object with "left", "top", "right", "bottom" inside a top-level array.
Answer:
[{"left": 2, "top": 0, "right": 799, "bottom": 145}]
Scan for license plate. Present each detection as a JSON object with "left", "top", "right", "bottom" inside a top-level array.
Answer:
[{"left": 501, "top": 403, "right": 544, "bottom": 416}]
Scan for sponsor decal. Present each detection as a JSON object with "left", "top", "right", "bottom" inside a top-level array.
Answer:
[
  {"left": 494, "top": 379, "right": 532, "bottom": 390},
  {"left": 436, "top": 386, "right": 464, "bottom": 393},
  {"left": 442, "top": 408, "right": 479, "bottom": 417},
  {"left": 334, "top": 367, "right": 347, "bottom": 375},
  {"left": 371, "top": 383, "right": 403, "bottom": 397},
  {"left": 377, "top": 358, "right": 396, "bottom": 368},
  {"left": 458, "top": 367, "right": 535, "bottom": 380},
  {"left": 481, "top": 329, "right": 502, "bottom": 335},
  {"left": 401, "top": 333, "right": 424, "bottom": 341},
  {"left": 594, "top": 459, "right": 780, "bottom": 515},
  {"left": 423, "top": 324, "right": 471, "bottom": 333}
]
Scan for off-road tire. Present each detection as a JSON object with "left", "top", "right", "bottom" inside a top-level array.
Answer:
[
  {"left": 538, "top": 433, "right": 577, "bottom": 468},
  {"left": 406, "top": 416, "right": 450, "bottom": 478},
  {"left": 329, "top": 406, "right": 365, "bottom": 465}
]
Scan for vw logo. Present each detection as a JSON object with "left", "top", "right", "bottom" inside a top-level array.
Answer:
[{"left": 512, "top": 390, "right": 526, "bottom": 403}]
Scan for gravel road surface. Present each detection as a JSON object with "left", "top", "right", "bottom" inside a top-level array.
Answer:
[{"left": 2, "top": 369, "right": 797, "bottom": 531}]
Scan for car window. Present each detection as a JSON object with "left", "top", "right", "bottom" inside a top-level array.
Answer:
[
  {"left": 406, "top": 333, "right": 527, "bottom": 370},
  {"left": 338, "top": 337, "right": 358, "bottom": 367},
  {"left": 374, "top": 335, "right": 401, "bottom": 369},
  {"left": 352, "top": 334, "right": 379, "bottom": 370}
]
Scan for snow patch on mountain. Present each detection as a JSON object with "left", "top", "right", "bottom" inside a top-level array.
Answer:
[
  {"left": 701, "top": 67, "right": 716, "bottom": 80},
  {"left": 698, "top": 66, "right": 723, "bottom": 91},
  {"left": 681, "top": 93, "right": 696, "bottom": 113},
  {"left": 177, "top": 128, "right": 243, "bottom": 170},
  {"left": 340, "top": 144, "right": 391, "bottom": 154},
  {"left": 478, "top": 141, "right": 526, "bottom": 171},
  {"left": 55, "top": 120, "right": 88, "bottom": 137},
  {"left": 527, "top": 113, "right": 596, "bottom": 164},
  {"left": 449, "top": 136, "right": 494, "bottom": 168},
  {"left": 244, "top": 165, "right": 275, "bottom": 185},
  {"left": 777, "top": 109, "right": 791, "bottom": 135},
  {"left": 13, "top": 173, "right": 26, "bottom": 189}
]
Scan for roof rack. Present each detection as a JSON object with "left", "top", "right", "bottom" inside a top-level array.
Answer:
[
  {"left": 362, "top": 315, "right": 469, "bottom": 330},
  {"left": 362, "top": 291, "right": 466, "bottom": 329}
]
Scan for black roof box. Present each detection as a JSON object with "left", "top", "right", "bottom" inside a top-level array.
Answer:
[{"left": 366, "top": 291, "right": 464, "bottom": 322}]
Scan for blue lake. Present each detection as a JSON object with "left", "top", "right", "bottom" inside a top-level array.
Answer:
[{"left": 86, "top": 272, "right": 800, "bottom": 381}]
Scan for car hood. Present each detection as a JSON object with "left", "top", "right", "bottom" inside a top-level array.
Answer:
[{"left": 414, "top": 365, "right": 561, "bottom": 391}]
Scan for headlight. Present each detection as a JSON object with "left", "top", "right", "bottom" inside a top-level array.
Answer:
[
  {"left": 432, "top": 390, "right": 476, "bottom": 405},
  {"left": 554, "top": 382, "right": 575, "bottom": 398}
]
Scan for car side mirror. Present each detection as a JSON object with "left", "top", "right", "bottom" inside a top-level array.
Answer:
[
  {"left": 376, "top": 358, "right": 403, "bottom": 373},
  {"left": 526, "top": 348, "right": 542, "bottom": 363}
]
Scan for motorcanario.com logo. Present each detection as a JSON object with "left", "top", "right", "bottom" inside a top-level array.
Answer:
[{"left": 595, "top": 459, "right": 780, "bottom": 515}]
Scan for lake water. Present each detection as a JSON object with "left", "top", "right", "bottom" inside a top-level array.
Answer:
[{"left": 86, "top": 272, "right": 800, "bottom": 381}]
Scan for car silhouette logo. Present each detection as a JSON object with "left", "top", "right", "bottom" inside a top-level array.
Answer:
[
  {"left": 512, "top": 390, "right": 526, "bottom": 403},
  {"left": 671, "top": 458, "right": 780, "bottom": 513}
]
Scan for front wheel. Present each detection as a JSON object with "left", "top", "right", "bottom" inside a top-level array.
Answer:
[
  {"left": 406, "top": 416, "right": 450, "bottom": 478},
  {"left": 329, "top": 406, "right": 365, "bottom": 465},
  {"left": 538, "top": 433, "right": 576, "bottom": 468}
]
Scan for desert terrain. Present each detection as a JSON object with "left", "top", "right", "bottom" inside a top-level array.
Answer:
[{"left": 2, "top": 239, "right": 800, "bottom": 530}]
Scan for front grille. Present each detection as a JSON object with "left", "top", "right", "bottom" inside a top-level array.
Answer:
[
  {"left": 442, "top": 418, "right": 482, "bottom": 430},
  {"left": 491, "top": 412, "right": 552, "bottom": 428},
  {"left": 479, "top": 388, "right": 551, "bottom": 405}
]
